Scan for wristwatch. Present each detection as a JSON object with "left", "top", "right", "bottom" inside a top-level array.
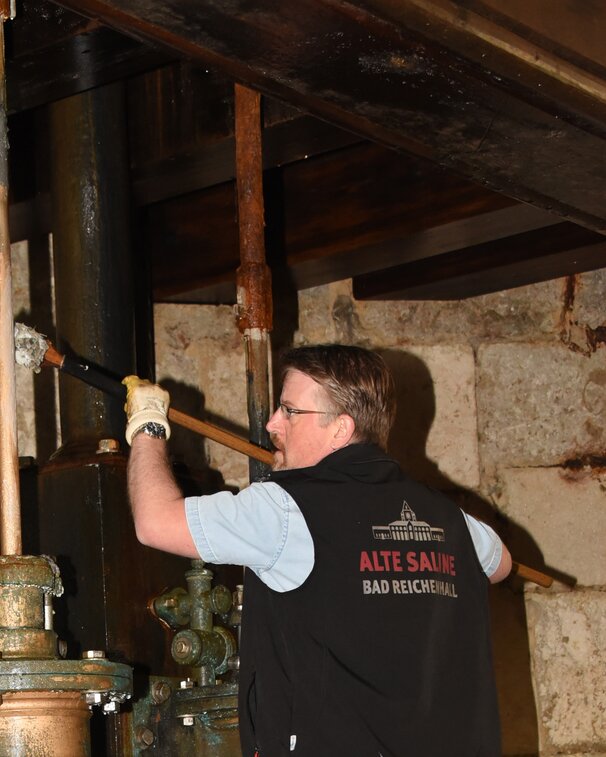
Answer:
[{"left": 132, "top": 422, "right": 167, "bottom": 440}]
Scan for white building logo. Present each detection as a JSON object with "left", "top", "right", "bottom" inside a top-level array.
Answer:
[{"left": 372, "top": 501, "right": 445, "bottom": 543}]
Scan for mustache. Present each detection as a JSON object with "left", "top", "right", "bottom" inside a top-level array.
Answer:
[{"left": 269, "top": 432, "right": 284, "bottom": 451}]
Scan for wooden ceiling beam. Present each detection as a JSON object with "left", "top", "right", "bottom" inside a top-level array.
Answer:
[
  {"left": 149, "top": 142, "right": 562, "bottom": 303},
  {"left": 51, "top": 0, "right": 606, "bottom": 233},
  {"left": 352, "top": 222, "right": 606, "bottom": 300},
  {"left": 127, "top": 63, "right": 363, "bottom": 204},
  {"left": 6, "top": 1, "right": 171, "bottom": 113}
]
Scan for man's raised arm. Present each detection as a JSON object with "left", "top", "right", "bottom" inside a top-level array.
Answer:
[{"left": 124, "top": 376, "right": 199, "bottom": 558}]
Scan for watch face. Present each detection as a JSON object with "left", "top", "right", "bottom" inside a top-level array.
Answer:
[{"left": 138, "top": 422, "right": 167, "bottom": 440}]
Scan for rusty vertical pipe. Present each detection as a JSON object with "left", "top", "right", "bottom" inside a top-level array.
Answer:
[
  {"left": 234, "top": 84, "right": 273, "bottom": 482},
  {"left": 0, "top": 14, "right": 21, "bottom": 556}
]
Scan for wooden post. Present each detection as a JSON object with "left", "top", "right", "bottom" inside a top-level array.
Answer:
[{"left": 235, "top": 84, "right": 273, "bottom": 482}]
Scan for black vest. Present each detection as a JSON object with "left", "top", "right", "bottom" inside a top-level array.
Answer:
[{"left": 239, "top": 444, "right": 501, "bottom": 757}]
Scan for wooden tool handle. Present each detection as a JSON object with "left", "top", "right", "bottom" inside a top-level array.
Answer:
[
  {"left": 168, "top": 408, "right": 274, "bottom": 465},
  {"left": 512, "top": 561, "right": 553, "bottom": 588}
]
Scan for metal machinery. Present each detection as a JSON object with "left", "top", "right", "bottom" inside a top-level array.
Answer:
[
  {"left": 0, "top": 554, "right": 132, "bottom": 756},
  {"left": 128, "top": 562, "right": 243, "bottom": 755}
]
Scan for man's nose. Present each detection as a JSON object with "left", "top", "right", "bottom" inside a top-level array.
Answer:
[{"left": 266, "top": 407, "right": 281, "bottom": 433}]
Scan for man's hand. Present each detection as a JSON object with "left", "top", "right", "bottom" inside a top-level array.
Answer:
[{"left": 122, "top": 375, "right": 171, "bottom": 445}]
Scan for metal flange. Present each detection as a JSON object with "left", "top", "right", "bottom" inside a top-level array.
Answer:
[{"left": 0, "top": 657, "right": 132, "bottom": 705}]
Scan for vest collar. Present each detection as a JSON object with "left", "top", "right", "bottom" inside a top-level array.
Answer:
[{"left": 271, "top": 442, "right": 401, "bottom": 484}]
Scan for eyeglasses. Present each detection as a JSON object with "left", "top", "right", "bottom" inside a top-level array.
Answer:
[{"left": 277, "top": 403, "right": 332, "bottom": 420}]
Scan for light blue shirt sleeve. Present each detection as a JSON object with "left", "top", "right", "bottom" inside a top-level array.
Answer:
[
  {"left": 461, "top": 511, "right": 503, "bottom": 577},
  {"left": 185, "top": 482, "right": 314, "bottom": 593}
]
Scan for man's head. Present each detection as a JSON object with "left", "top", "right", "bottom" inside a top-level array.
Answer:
[{"left": 266, "top": 344, "right": 396, "bottom": 470}]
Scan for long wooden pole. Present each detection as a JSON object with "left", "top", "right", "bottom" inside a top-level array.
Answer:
[
  {"left": 512, "top": 561, "right": 552, "bottom": 588},
  {"left": 0, "top": 17, "right": 21, "bottom": 555}
]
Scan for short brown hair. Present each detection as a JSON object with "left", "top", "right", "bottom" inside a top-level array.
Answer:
[{"left": 280, "top": 344, "right": 395, "bottom": 449}]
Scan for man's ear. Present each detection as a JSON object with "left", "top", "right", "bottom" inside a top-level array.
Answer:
[{"left": 333, "top": 414, "right": 356, "bottom": 447}]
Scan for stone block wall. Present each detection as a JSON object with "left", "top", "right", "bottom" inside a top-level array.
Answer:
[{"left": 12, "top": 240, "right": 37, "bottom": 460}]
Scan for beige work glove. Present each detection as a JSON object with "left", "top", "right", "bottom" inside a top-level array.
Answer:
[{"left": 122, "top": 375, "right": 171, "bottom": 445}]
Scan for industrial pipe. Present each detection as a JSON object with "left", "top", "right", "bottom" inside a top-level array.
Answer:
[
  {"left": 235, "top": 84, "right": 273, "bottom": 482},
  {"left": 0, "top": 17, "right": 21, "bottom": 556}
]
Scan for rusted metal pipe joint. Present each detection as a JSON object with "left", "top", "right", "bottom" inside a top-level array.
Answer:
[{"left": 0, "top": 555, "right": 62, "bottom": 660}]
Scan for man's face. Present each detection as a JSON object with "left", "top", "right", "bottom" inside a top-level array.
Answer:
[{"left": 266, "top": 369, "right": 340, "bottom": 470}]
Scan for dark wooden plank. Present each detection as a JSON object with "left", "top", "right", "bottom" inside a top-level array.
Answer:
[
  {"left": 148, "top": 142, "right": 559, "bottom": 302},
  {"left": 50, "top": 0, "right": 606, "bottom": 233},
  {"left": 352, "top": 223, "right": 606, "bottom": 300},
  {"left": 276, "top": 143, "right": 514, "bottom": 262},
  {"left": 127, "top": 64, "right": 362, "bottom": 204},
  {"left": 148, "top": 181, "right": 240, "bottom": 301},
  {"left": 6, "top": 1, "right": 171, "bottom": 113}
]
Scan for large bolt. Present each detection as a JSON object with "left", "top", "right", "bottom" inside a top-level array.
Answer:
[
  {"left": 134, "top": 725, "right": 155, "bottom": 749},
  {"left": 82, "top": 650, "right": 106, "bottom": 659},
  {"left": 174, "top": 637, "right": 193, "bottom": 657},
  {"left": 211, "top": 584, "right": 233, "bottom": 615},
  {"left": 172, "top": 630, "right": 202, "bottom": 665},
  {"left": 97, "top": 438, "right": 120, "bottom": 454},
  {"left": 85, "top": 692, "right": 103, "bottom": 708},
  {"left": 150, "top": 680, "right": 172, "bottom": 705},
  {"left": 227, "top": 654, "right": 240, "bottom": 671}
]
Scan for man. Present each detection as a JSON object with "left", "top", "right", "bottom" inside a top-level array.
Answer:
[{"left": 125, "top": 344, "right": 511, "bottom": 757}]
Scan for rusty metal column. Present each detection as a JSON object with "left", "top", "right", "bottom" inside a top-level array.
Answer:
[
  {"left": 0, "top": 4, "right": 21, "bottom": 556},
  {"left": 234, "top": 84, "right": 272, "bottom": 482}
]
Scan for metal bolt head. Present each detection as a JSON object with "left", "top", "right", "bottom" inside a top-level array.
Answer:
[
  {"left": 182, "top": 716, "right": 195, "bottom": 727},
  {"left": 96, "top": 438, "right": 120, "bottom": 454},
  {"left": 134, "top": 725, "right": 155, "bottom": 749},
  {"left": 102, "top": 700, "right": 119, "bottom": 715},
  {"left": 211, "top": 584, "right": 233, "bottom": 615},
  {"left": 174, "top": 638, "right": 192, "bottom": 656},
  {"left": 82, "top": 650, "right": 106, "bottom": 660},
  {"left": 85, "top": 692, "right": 104, "bottom": 707},
  {"left": 227, "top": 654, "right": 240, "bottom": 671},
  {"left": 150, "top": 680, "right": 172, "bottom": 705},
  {"left": 234, "top": 584, "right": 244, "bottom": 609},
  {"left": 179, "top": 678, "right": 194, "bottom": 689}
]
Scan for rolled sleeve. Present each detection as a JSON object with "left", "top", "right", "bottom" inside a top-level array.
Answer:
[{"left": 185, "top": 482, "right": 314, "bottom": 592}]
